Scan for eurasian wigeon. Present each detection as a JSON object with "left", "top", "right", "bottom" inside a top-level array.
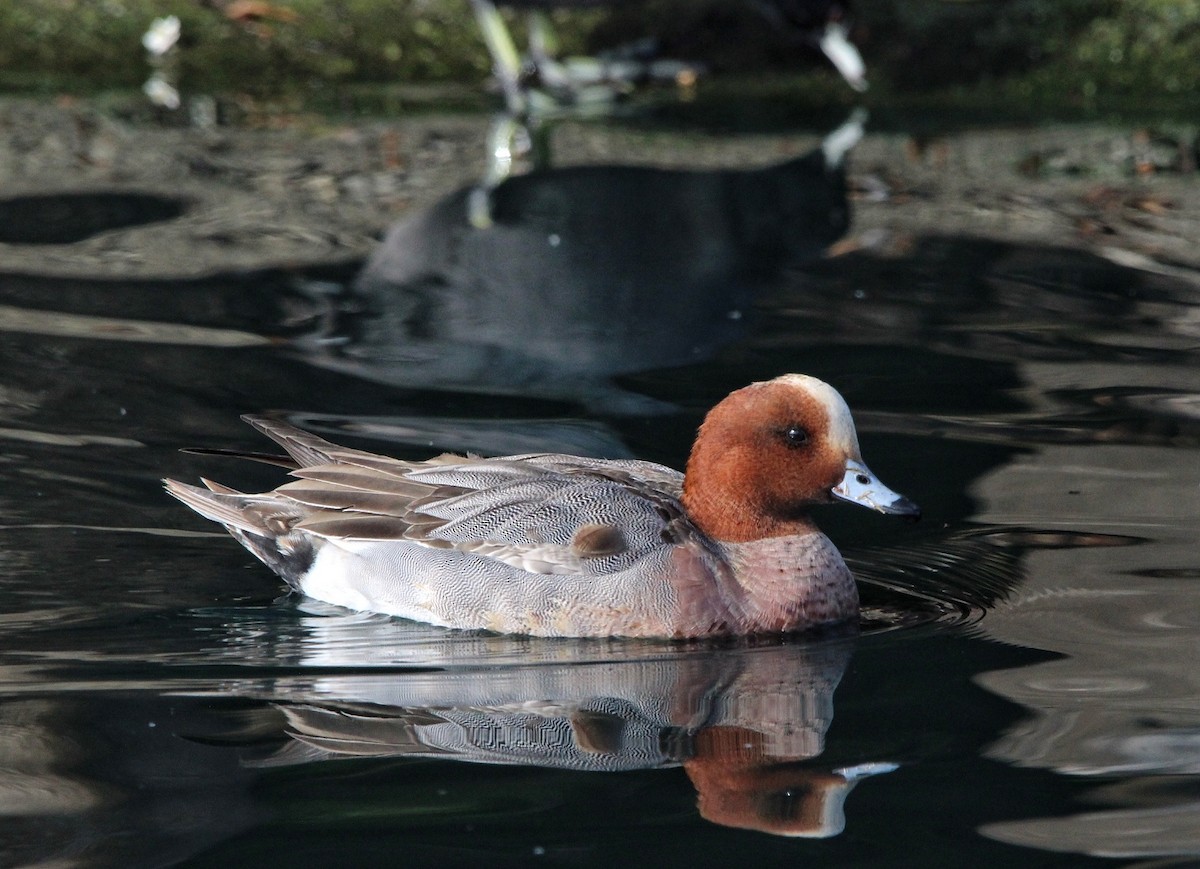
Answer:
[{"left": 165, "top": 374, "right": 918, "bottom": 637}]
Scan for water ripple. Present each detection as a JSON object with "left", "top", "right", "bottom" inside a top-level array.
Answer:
[{"left": 851, "top": 526, "right": 1143, "bottom": 632}]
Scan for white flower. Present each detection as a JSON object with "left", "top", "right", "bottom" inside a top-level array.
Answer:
[{"left": 142, "top": 15, "right": 181, "bottom": 56}]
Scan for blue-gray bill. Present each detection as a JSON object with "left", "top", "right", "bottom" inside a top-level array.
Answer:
[{"left": 831, "top": 460, "right": 920, "bottom": 518}]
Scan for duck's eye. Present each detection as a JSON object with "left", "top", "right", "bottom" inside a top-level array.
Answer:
[{"left": 781, "top": 426, "right": 810, "bottom": 448}]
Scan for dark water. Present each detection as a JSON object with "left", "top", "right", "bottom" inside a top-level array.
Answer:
[{"left": 1, "top": 114, "right": 1199, "bottom": 869}]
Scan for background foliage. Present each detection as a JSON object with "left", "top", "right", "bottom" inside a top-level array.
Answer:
[{"left": 0, "top": 0, "right": 1196, "bottom": 113}]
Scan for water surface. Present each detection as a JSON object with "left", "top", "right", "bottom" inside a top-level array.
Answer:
[{"left": 0, "top": 104, "right": 1198, "bottom": 868}]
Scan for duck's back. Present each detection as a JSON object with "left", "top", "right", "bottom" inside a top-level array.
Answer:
[
  {"left": 167, "top": 419, "right": 737, "bottom": 637},
  {"left": 293, "top": 453, "right": 715, "bottom": 636}
]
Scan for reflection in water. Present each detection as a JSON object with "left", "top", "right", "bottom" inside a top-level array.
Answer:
[
  {"left": 238, "top": 632, "right": 890, "bottom": 838},
  {"left": 942, "top": 275, "right": 1200, "bottom": 858},
  {"left": 0, "top": 694, "right": 262, "bottom": 869},
  {"left": 851, "top": 526, "right": 1136, "bottom": 631},
  {"left": 0, "top": 192, "right": 186, "bottom": 245},
  {"left": 0, "top": 627, "right": 892, "bottom": 866},
  {"left": 282, "top": 410, "right": 640, "bottom": 459},
  {"left": 466, "top": 0, "right": 865, "bottom": 203},
  {"left": 299, "top": 117, "right": 856, "bottom": 414},
  {"left": 982, "top": 800, "right": 1200, "bottom": 861}
]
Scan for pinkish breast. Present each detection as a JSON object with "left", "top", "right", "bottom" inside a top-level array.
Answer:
[{"left": 718, "top": 531, "right": 858, "bottom": 633}]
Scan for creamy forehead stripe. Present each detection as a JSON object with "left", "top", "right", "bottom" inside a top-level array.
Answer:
[{"left": 767, "top": 374, "right": 861, "bottom": 457}]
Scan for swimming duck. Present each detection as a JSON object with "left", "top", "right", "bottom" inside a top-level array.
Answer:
[{"left": 165, "top": 374, "right": 918, "bottom": 637}]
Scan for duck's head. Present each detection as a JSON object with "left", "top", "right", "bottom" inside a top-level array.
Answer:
[{"left": 682, "top": 373, "right": 919, "bottom": 542}]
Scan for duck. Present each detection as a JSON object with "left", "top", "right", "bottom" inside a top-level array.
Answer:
[{"left": 165, "top": 374, "right": 918, "bottom": 638}]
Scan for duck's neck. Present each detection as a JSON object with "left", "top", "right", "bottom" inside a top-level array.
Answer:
[
  {"left": 718, "top": 533, "right": 858, "bottom": 632},
  {"left": 682, "top": 452, "right": 821, "bottom": 543}
]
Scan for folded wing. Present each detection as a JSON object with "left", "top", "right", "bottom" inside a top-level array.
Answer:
[{"left": 169, "top": 416, "right": 697, "bottom": 577}]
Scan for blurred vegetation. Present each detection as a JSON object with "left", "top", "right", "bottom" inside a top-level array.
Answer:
[
  {"left": 0, "top": 0, "right": 598, "bottom": 100},
  {"left": 859, "top": 0, "right": 1200, "bottom": 110},
  {"left": 0, "top": 0, "right": 1197, "bottom": 117}
]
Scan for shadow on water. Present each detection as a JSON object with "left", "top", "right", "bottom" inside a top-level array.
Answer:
[
  {"left": 0, "top": 193, "right": 187, "bottom": 245},
  {"left": 0, "top": 103, "right": 1197, "bottom": 866}
]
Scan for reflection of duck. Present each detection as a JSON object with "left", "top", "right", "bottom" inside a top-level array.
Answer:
[
  {"left": 247, "top": 636, "right": 892, "bottom": 836},
  {"left": 166, "top": 373, "right": 918, "bottom": 636},
  {"left": 303, "top": 112, "right": 861, "bottom": 413},
  {"left": 685, "top": 728, "right": 895, "bottom": 837}
]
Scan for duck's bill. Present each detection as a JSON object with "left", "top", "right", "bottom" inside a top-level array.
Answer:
[
  {"left": 819, "top": 22, "right": 868, "bottom": 92},
  {"left": 832, "top": 460, "right": 920, "bottom": 517}
]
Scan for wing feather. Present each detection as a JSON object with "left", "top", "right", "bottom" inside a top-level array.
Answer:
[
  {"left": 179, "top": 420, "right": 696, "bottom": 576},
  {"left": 274, "top": 484, "right": 415, "bottom": 516},
  {"left": 295, "top": 514, "right": 415, "bottom": 541},
  {"left": 284, "top": 468, "right": 431, "bottom": 499},
  {"left": 398, "top": 462, "right": 687, "bottom": 574}
]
